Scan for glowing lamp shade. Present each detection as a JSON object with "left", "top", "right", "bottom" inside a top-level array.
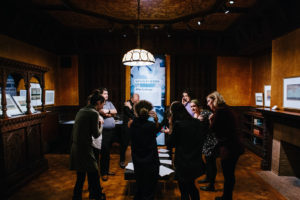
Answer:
[{"left": 122, "top": 49, "right": 155, "bottom": 66}]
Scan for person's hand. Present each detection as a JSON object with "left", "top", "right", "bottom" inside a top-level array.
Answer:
[
  {"left": 149, "top": 111, "right": 158, "bottom": 122},
  {"left": 128, "top": 119, "right": 133, "bottom": 128},
  {"left": 208, "top": 113, "right": 214, "bottom": 124},
  {"left": 164, "top": 127, "right": 170, "bottom": 135},
  {"left": 124, "top": 101, "right": 132, "bottom": 109},
  {"left": 181, "top": 97, "right": 187, "bottom": 105},
  {"left": 99, "top": 118, "right": 104, "bottom": 125},
  {"left": 199, "top": 115, "right": 204, "bottom": 121}
]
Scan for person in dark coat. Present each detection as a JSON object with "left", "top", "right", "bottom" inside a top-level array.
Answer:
[
  {"left": 166, "top": 101, "right": 207, "bottom": 200},
  {"left": 190, "top": 99, "right": 218, "bottom": 192},
  {"left": 70, "top": 92, "right": 106, "bottom": 200},
  {"left": 120, "top": 93, "right": 139, "bottom": 168},
  {"left": 129, "top": 100, "right": 160, "bottom": 200},
  {"left": 207, "top": 91, "right": 244, "bottom": 200}
]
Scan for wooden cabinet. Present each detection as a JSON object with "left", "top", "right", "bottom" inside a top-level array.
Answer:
[{"left": 241, "top": 110, "right": 265, "bottom": 157}]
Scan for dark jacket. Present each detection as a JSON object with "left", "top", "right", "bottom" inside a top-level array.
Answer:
[
  {"left": 70, "top": 105, "right": 102, "bottom": 172},
  {"left": 167, "top": 118, "right": 207, "bottom": 181},
  {"left": 123, "top": 100, "right": 134, "bottom": 125},
  {"left": 130, "top": 118, "right": 160, "bottom": 166},
  {"left": 210, "top": 104, "right": 244, "bottom": 159}
]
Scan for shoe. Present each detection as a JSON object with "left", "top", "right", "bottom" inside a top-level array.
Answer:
[
  {"left": 200, "top": 185, "right": 215, "bottom": 191},
  {"left": 101, "top": 175, "right": 108, "bottom": 181},
  {"left": 107, "top": 171, "right": 115, "bottom": 176},
  {"left": 198, "top": 178, "right": 209, "bottom": 184},
  {"left": 119, "top": 162, "right": 125, "bottom": 169}
]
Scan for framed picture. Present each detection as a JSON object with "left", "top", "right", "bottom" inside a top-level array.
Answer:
[
  {"left": 283, "top": 77, "right": 300, "bottom": 109},
  {"left": 30, "top": 83, "right": 42, "bottom": 106},
  {"left": 255, "top": 93, "right": 264, "bottom": 106},
  {"left": 45, "top": 90, "right": 55, "bottom": 105},
  {"left": 264, "top": 85, "right": 271, "bottom": 107},
  {"left": 0, "top": 94, "right": 22, "bottom": 117},
  {"left": 12, "top": 96, "right": 35, "bottom": 113}
]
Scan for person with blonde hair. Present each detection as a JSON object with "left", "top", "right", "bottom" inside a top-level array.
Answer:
[
  {"left": 206, "top": 91, "right": 244, "bottom": 200},
  {"left": 129, "top": 100, "right": 160, "bottom": 200}
]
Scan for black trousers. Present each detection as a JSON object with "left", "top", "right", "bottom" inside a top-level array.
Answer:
[
  {"left": 178, "top": 179, "right": 200, "bottom": 200},
  {"left": 73, "top": 171, "right": 102, "bottom": 200},
  {"left": 221, "top": 155, "right": 240, "bottom": 200},
  {"left": 100, "top": 128, "right": 115, "bottom": 175},
  {"left": 120, "top": 125, "right": 130, "bottom": 162},
  {"left": 205, "top": 154, "right": 217, "bottom": 185},
  {"left": 134, "top": 164, "right": 159, "bottom": 200}
]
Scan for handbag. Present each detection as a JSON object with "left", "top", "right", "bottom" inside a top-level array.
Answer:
[{"left": 202, "top": 131, "right": 218, "bottom": 157}]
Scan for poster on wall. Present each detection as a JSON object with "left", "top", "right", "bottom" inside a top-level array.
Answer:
[
  {"left": 255, "top": 93, "right": 264, "bottom": 106},
  {"left": 283, "top": 77, "right": 300, "bottom": 109},
  {"left": 45, "top": 90, "right": 55, "bottom": 105},
  {"left": 264, "top": 85, "right": 271, "bottom": 107},
  {"left": 30, "top": 83, "right": 42, "bottom": 106},
  {"left": 130, "top": 55, "right": 166, "bottom": 145}
]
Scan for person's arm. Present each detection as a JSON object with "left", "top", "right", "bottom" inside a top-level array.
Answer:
[
  {"left": 91, "top": 112, "right": 102, "bottom": 139},
  {"left": 165, "top": 121, "right": 177, "bottom": 148},
  {"left": 124, "top": 103, "right": 135, "bottom": 120},
  {"left": 109, "top": 102, "right": 117, "bottom": 115}
]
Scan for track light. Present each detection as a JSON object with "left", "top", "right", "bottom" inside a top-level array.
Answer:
[
  {"left": 229, "top": 0, "right": 234, "bottom": 4},
  {"left": 197, "top": 20, "right": 202, "bottom": 26}
]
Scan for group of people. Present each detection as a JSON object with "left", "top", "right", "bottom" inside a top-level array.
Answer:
[{"left": 70, "top": 88, "right": 244, "bottom": 200}]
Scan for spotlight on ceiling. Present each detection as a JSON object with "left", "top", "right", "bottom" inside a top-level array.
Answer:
[
  {"left": 197, "top": 20, "right": 202, "bottom": 26},
  {"left": 229, "top": 0, "right": 235, "bottom": 4},
  {"left": 153, "top": 25, "right": 159, "bottom": 29}
]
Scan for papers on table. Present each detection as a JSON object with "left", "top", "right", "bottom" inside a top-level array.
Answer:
[
  {"left": 159, "top": 153, "right": 170, "bottom": 158},
  {"left": 125, "top": 162, "right": 134, "bottom": 170},
  {"left": 159, "top": 159, "right": 172, "bottom": 165},
  {"left": 125, "top": 162, "right": 174, "bottom": 177},
  {"left": 158, "top": 149, "right": 169, "bottom": 153},
  {"left": 159, "top": 165, "right": 174, "bottom": 177}
]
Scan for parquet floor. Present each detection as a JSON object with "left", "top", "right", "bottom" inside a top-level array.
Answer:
[{"left": 9, "top": 150, "right": 286, "bottom": 200}]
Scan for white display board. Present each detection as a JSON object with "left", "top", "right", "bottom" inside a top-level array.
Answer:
[
  {"left": 283, "top": 77, "right": 300, "bottom": 109},
  {"left": 264, "top": 85, "right": 271, "bottom": 107}
]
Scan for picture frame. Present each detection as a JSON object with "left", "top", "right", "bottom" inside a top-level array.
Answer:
[
  {"left": 264, "top": 85, "right": 271, "bottom": 107},
  {"left": 255, "top": 93, "right": 264, "bottom": 106},
  {"left": 0, "top": 94, "right": 22, "bottom": 117},
  {"left": 45, "top": 90, "right": 55, "bottom": 105},
  {"left": 283, "top": 76, "right": 300, "bottom": 109},
  {"left": 12, "top": 96, "right": 35, "bottom": 113}
]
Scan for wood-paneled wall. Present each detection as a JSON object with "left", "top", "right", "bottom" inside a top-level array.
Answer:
[
  {"left": 271, "top": 28, "right": 300, "bottom": 109},
  {"left": 250, "top": 51, "right": 272, "bottom": 106},
  {"left": 217, "top": 57, "right": 252, "bottom": 106}
]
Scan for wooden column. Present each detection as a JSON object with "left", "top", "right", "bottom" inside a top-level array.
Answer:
[
  {"left": 1, "top": 69, "right": 8, "bottom": 118},
  {"left": 25, "top": 73, "right": 32, "bottom": 115},
  {"left": 41, "top": 75, "right": 45, "bottom": 112}
]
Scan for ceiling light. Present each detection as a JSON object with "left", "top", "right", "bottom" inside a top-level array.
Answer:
[
  {"left": 154, "top": 25, "right": 159, "bottom": 29},
  {"left": 197, "top": 21, "right": 202, "bottom": 26},
  {"left": 224, "top": 8, "right": 230, "bottom": 14},
  {"left": 122, "top": 0, "right": 155, "bottom": 66},
  {"left": 229, "top": 0, "right": 235, "bottom": 4}
]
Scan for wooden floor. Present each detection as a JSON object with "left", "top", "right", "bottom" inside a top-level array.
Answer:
[{"left": 9, "top": 150, "right": 286, "bottom": 200}]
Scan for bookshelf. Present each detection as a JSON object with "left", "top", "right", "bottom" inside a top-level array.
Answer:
[{"left": 241, "top": 110, "right": 265, "bottom": 157}]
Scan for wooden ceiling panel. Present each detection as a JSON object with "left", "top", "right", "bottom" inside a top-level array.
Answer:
[
  {"left": 70, "top": 0, "right": 217, "bottom": 20},
  {"left": 47, "top": 11, "right": 111, "bottom": 29}
]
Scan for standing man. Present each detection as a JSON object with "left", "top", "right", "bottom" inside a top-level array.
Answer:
[
  {"left": 182, "top": 89, "right": 194, "bottom": 116},
  {"left": 99, "top": 88, "right": 118, "bottom": 181},
  {"left": 120, "top": 93, "right": 140, "bottom": 168},
  {"left": 70, "top": 92, "right": 106, "bottom": 200}
]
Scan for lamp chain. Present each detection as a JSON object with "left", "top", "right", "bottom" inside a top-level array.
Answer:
[{"left": 137, "top": 0, "right": 140, "bottom": 48}]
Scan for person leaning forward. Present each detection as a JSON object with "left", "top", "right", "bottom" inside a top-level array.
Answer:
[{"left": 70, "top": 91, "right": 106, "bottom": 200}]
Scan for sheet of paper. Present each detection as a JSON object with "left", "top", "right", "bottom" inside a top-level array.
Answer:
[
  {"left": 125, "top": 162, "right": 134, "bottom": 170},
  {"left": 159, "top": 165, "right": 174, "bottom": 177},
  {"left": 158, "top": 149, "right": 169, "bottom": 153},
  {"left": 159, "top": 153, "right": 170, "bottom": 158},
  {"left": 160, "top": 159, "right": 172, "bottom": 165}
]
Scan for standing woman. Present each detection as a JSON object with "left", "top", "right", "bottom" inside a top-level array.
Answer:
[
  {"left": 190, "top": 99, "right": 218, "bottom": 192},
  {"left": 207, "top": 91, "right": 244, "bottom": 200},
  {"left": 129, "top": 100, "right": 160, "bottom": 200},
  {"left": 166, "top": 101, "right": 207, "bottom": 200}
]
